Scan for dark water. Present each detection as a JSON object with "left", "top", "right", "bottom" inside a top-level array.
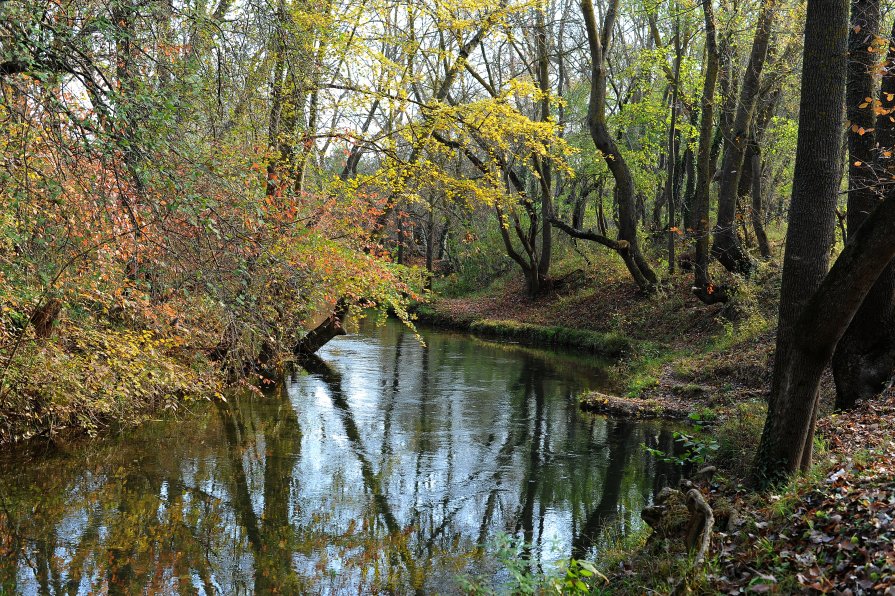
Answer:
[{"left": 0, "top": 318, "right": 682, "bottom": 594}]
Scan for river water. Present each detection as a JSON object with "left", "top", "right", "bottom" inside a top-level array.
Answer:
[{"left": 0, "top": 318, "right": 682, "bottom": 594}]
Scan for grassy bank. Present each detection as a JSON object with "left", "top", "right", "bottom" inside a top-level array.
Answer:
[
  {"left": 431, "top": 245, "right": 893, "bottom": 594},
  {"left": 423, "top": 247, "right": 788, "bottom": 416},
  {"left": 414, "top": 304, "right": 631, "bottom": 357}
]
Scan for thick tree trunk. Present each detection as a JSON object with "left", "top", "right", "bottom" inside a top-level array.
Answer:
[
  {"left": 693, "top": 0, "right": 727, "bottom": 304},
  {"left": 753, "top": 0, "right": 850, "bottom": 485},
  {"left": 832, "top": 4, "right": 895, "bottom": 410},
  {"left": 754, "top": 173, "right": 895, "bottom": 484},
  {"left": 711, "top": 33, "right": 738, "bottom": 181},
  {"left": 712, "top": 0, "right": 776, "bottom": 276}
]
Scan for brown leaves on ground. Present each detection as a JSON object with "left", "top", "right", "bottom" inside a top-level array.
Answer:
[
  {"left": 710, "top": 391, "right": 895, "bottom": 595},
  {"left": 432, "top": 271, "right": 728, "bottom": 341},
  {"left": 818, "top": 388, "right": 895, "bottom": 456}
]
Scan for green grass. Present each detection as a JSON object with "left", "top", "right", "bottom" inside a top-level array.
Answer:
[
  {"left": 410, "top": 303, "right": 473, "bottom": 329},
  {"left": 467, "top": 319, "right": 632, "bottom": 357}
]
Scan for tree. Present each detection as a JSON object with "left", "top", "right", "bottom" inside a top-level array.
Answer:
[
  {"left": 831, "top": 3, "right": 895, "bottom": 410},
  {"left": 693, "top": 0, "right": 728, "bottom": 304},
  {"left": 712, "top": 0, "right": 776, "bottom": 277},
  {"left": 753, "top": 0, "right": 852, "bottom": 484},
  {"left": 574, "top": 0, "right": 658, "bottom": 293}
]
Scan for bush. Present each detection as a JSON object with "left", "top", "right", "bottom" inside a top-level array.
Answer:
[{"left": 0, "top": 322, "right": 220, "bottom": 443}]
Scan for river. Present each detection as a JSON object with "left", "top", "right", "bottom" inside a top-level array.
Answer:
[{"left": 0, "top": 317, "right": 682, "bottom": 594}]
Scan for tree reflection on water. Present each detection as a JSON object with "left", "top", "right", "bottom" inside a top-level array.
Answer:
[{"left": 0, "top": 319, "right": 681, "bottom": 593}]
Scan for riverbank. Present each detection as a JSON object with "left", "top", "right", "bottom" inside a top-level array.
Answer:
[
  {"left": 593, "top": 389, "right": 895, "bottom": 594},
  {"left": 422, "top": 256, "right": 795, "bottom": 421},
  {"left": 428, "top": 254, "right": 893, "bottom": 594},
  {"left": 414, "top": 305, "right": 632, "bottom": 357}
]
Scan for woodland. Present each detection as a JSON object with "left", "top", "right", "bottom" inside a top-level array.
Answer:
[{"left": 1, "top": 0, "right": 895, "bottom": 593}]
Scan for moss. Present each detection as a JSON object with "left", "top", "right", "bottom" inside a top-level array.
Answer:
[
  {"left": 467, "top": 319, "right": 632, "bottom": 357},
  {"left": 410, "top": 303, "right": 474, "bottom": 330}
]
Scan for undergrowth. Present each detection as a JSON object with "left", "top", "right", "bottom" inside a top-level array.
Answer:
[{"left": 0, "top": 319, "right": 220, "bottom": 444}]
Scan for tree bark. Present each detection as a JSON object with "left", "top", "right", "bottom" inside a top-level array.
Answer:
[
  {"left": 832, "top": 4, "right": 895, "bottom": 410},
  {"left": 667, "top": 14, "right": 682, "bottom": 275},
  {"left": 749, "top": 146, "right": 773, "bottom": 258},
  {"left": 712, "top": 0, "right": 776, "bottom": 276},
  {"left": 753, "top": 0, "right": 850, "bottom": 485},
  {"left": 536, "top": 5, "right": 553, "bottom": 281},
  {"left": 266, "top": 2, "right": 287, "bottom": 198},
  {"left": 294, "top": 300, "right": 349, "bottom": 357},
  {"left": 754, "top": 170, "right": 895, "bottom": 484}
]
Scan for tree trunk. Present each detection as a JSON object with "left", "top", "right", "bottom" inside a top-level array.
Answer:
[
  {"left": 750, "top": 147, "right": 773, "bottom": 258},
  {"left": 682, "top": 109, "right": 698, "bottom": 232},
  {"left": 266, "top": 3, "right": 286, "bottom": 198},
  {"left": 580, "top": 0, "right": 657, "bottom": 293},
  {"left": 295, "top": 300, "right": 349, "bottom": 357},
  {"left": 712, "top": 0, "right": 776, "bottom": 276},
  {"left": 693, "top": 0, "right": 727, "bottom": 304},
  {"left": 425, "top": 199, "right": 435, "bottom": 290},
  {"left": 711, "top": 32, "right": 738, "bottom": 181},
  {"left": 536, "top": 5, "right": 553, "bottom": 281},
  {"left": 753, "top": 0, "right": 849, "bottom": 485},
  {"left": 667, "top": 16, "right": 682, "bottom": 275},
  {"left": 754, "top": 168, "right": 895, "bottom": 485},
  {"left": 832, "top": 3, "right": 895, "bottom": 410}
]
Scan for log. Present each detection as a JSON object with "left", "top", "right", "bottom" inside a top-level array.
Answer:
[{"left": 579, "top": 391, "right": 692, "bottom": 419}]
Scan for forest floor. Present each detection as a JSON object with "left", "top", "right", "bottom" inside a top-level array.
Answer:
[
  {"left": 588, "top": 389, "right": 895, "bottom": 595},
  {"left": 706, "top": 390, "right": 895, "bottom": 594}
]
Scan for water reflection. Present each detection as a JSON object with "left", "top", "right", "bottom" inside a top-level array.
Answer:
[{"left": 0, "top": 318, "right": 681, "bottom": 593}]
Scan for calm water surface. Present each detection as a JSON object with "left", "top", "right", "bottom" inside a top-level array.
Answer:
[{"left": 0, "top": 318, "right": 682, "bottom": 594}]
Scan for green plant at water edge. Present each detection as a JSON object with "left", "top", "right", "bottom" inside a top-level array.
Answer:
[
  {"left": 550, "top": 559, "right": 607, "bottom": 595},
  {"left": 644, "top": 428, "right": 719, "bottom": 467},
  {"left": 715, "top": 401, "right": 767, "bottom": 478},
  {"left": 458, "top": 533, "right": 603, "bottom": 595}
]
